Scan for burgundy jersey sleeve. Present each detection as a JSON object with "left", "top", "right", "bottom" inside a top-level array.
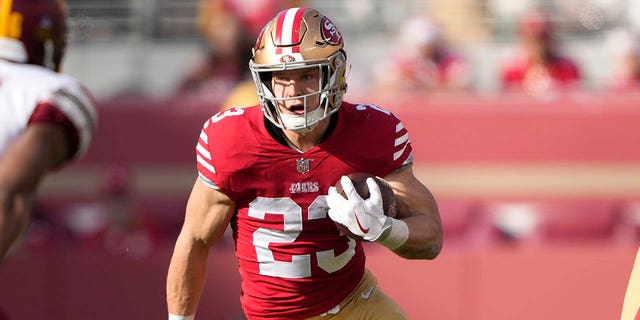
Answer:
[
  {"left": 0, "top": 62, "right": 96, "bottom": 161},
  {"left": 27, "top": 101, "right": 80, "bottom": 161},
  {"left": 40, "top": 84, "right": 97, "bottom": 160}
]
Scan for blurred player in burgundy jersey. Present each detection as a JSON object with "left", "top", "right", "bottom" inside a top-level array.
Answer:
[
  {"left": 500, "top": 9, "right": 582, "bottom": 95},
  {"left": 0, "top": 0, "right": 97, "bottom": 262},
  {"left": 167, "top": 7, "right": 442, "bottom": 320}
]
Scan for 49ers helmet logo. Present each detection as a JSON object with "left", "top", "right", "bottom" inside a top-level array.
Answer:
[
  {"left": 280, "top": 55, "right": 296, "bottom": 63},
  {"left": 320, "top": 17, "right": 341, "bottom": 45}
]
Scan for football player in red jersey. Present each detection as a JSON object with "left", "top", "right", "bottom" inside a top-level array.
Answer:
[
  {"left": 0, "top": 0, "right": 97, "bottom": 262},
  {"left": 500, "top": 9, "right": 582, "bottom": 95},
  {"left": 166, "top": 7, "right": 442, "bottom": 320}
]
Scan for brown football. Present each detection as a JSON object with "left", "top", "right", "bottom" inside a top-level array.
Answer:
[{"left": 333, "top": 172, "right": 397, "bottom": 240}]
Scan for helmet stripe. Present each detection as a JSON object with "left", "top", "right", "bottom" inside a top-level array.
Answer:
[
  {"left": 274, "top": 9, "right": 287, "bottom": 54},
  {"left": 0, "top": 0, "right": 15, "bottom": 37},
  {"left": 275, "top": 7, "right": 305, "bottom": 55},
  {"left": 289, "top": 8, "right": 305, "bottom": 53}
]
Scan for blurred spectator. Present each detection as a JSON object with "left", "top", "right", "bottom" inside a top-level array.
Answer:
[
  {"left": 64, "top": 165, "right": 160, "bottom": 258},
  {"left": 372, "top": 16, "right": 472, "bottom": 98},
  {"left": 175, "top": 6, "right": 250, "bottom": 107},
  {"left": 499, "top": 9, "right": 582, "bottom": 95},
  {"left": 175, "top": 0, "right": 305, "bottom": 108},
  {"left": 604, "top": 29, "right": 640, "bottom": 92}
]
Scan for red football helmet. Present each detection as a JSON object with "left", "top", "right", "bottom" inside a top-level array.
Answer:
[
  {"left": 0, "top": 0, "right": 68, "bottom": 71},
  {"left": 250, "top": 7, "right": 348, "bottom": 133}
]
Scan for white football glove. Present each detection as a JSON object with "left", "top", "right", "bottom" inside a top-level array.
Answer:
[{"left": 327, "top": 176, "right": 392, "bottom": 241}]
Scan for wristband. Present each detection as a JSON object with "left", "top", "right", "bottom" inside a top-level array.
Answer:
[
  {"left": 169, "top": 313, "right": 195, "bottom": 320},
  {"left": 377, "top": 218, "right": 409, "bottom": 250}
]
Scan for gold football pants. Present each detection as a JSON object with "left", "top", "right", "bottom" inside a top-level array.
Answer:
[{"left": 306, "top": 269, "right": 408, "bottom": 320}]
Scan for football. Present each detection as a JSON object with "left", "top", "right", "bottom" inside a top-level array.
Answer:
[{"left": 333, "top": 172, "right": 397, "bottom": 240}]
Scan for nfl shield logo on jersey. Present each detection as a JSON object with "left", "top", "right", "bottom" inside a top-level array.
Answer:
[{"left": 296, "top": 158, "right": 311, "bottom": 174}]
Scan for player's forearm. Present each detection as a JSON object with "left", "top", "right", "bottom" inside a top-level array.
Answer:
[
  {"left": 0, "top": 191, "right": 30, "bottom": 262},
  {"left": 383, "top": 167, "right": 443, "bottom": 259},
  {"left": 390, "top": 213, "right": 442, "bottom": 260},
  {"left": 166, "top": 234, "right": 212, "bottom": 316}
]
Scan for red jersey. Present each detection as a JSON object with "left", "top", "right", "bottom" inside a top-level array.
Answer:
[{"left": 196, "top": 102, "right": 413, "bottom": 319}]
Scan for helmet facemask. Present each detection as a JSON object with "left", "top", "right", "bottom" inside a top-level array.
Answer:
[{"left": 250, "top": 50, "right": 346, "bottom": 133}]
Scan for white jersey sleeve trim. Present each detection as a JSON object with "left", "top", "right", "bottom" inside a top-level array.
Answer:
[
  {"left": 198, "top": 173, "right": 219, "bottom": 189},
  {"left": 44, "top": 85, "right": 97, "bottom": 159},
  {"left": 196, "top": 142, "right": 211, "bottom": 160},
  {"left": 197, "top": 155, "right": 216, "bottom": 174}
]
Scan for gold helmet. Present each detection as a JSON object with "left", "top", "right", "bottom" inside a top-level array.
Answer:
[{"left": 249, "top": 7, "right": 348, "bottom": 132}]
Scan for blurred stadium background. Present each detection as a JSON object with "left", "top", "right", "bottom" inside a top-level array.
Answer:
[{"left": 2, "top": 0, "right": 640, "bottom": 319}]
